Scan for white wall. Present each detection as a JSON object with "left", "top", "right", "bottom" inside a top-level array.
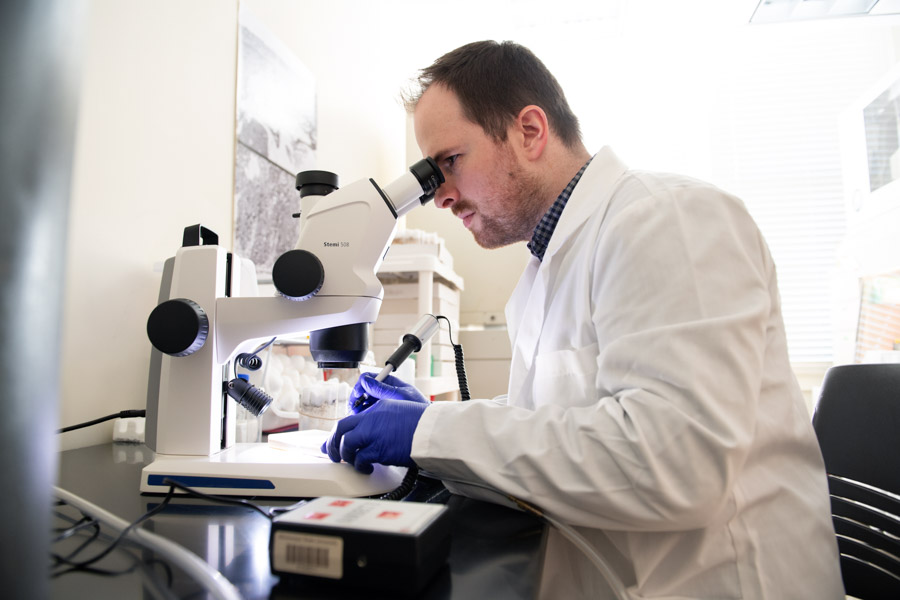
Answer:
[
  {"left": 60, "top": 1, "right": 239, "bottom": 449},
  {"left": 59, "top": 0, "right": 534, "bottom": 448},
  {"left": 246, "top": 0, "right": 534, "bottom": 323},
  {"left": 59, "top": 0, "right": 900, "bottom": 447}
]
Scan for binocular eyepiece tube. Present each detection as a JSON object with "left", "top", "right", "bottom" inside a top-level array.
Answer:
[{"left": 383, "top": 157, "right": 445, "bottom": 217}]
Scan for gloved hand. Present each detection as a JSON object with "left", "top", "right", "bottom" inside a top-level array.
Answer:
[
  {"left": 348, "top": 372, "right": 428, "bottom": 414},
  {"left": 322, "top": 398, "right": 428, "bottom": 474}
]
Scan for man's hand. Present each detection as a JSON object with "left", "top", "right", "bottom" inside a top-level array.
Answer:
[
  {"left": 348, "top": 372, "right": 429, "bottom": 414},
  {"left": 323, "top": 398, "right": 428, "bottom": 474}
]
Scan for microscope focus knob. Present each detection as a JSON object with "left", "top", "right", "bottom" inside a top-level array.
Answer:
[
  {"left": 146, "top": 298, "right": 209, "bottom": 357},
  {"left": 272, "top": 249, "right": 324, "bottom": 301}
]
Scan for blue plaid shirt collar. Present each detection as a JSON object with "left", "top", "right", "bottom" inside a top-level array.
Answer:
[{"left": 527, "top": 156, "right": 593, "bottom": 261}]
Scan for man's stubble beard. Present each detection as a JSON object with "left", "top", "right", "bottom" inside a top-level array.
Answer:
[{"left": 468, "top": 155, "right": 550, "bottom": 250}]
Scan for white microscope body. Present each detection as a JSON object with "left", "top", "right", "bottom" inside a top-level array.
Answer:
[{"left": 142, "top": 159, "right": 443, "bottom": 497}]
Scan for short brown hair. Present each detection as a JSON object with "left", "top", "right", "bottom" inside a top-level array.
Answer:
[{"left": 404, "top": 40, "right": 583, "bottom": 148}]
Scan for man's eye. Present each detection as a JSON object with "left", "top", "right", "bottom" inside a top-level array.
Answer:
[{"left": 445, "top": 155, "right": 459, "bottom": 168}]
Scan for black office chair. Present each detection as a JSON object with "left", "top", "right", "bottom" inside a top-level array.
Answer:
[{"left": 812, "top": 363, "right": 900, "bottom": 600}]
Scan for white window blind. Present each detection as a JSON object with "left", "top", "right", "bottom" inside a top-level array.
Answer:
[
  {"left": 706, "top": 22, "right": 894, "bottom": 363},
  {"left": 528, "top": 12, "right": 896, "bottom": 365}
]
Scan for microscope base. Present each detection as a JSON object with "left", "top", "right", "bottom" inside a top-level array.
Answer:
[{"left": 140, "top": 431, "right": 406, "bottom": 498}]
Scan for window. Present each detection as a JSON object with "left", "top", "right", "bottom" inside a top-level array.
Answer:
[
  {"left": 524, "top": 11, "right": 896, "bottom": 365},
  {"left": 705, "top": 22, "right": 894, "bottom": 363}
]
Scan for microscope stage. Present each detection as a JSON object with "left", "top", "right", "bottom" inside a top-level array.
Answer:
[{"left": 140, "top": 430, "right": 406, "bottom": 497}]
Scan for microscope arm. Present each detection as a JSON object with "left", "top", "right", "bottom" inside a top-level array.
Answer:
[{"left": 214, "top": 295, "right": 380, "bottom": 364}]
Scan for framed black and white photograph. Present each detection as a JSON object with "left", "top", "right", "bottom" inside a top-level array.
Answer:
[{"left": 234, "top": 5, "right": 316, "bottom": 281}]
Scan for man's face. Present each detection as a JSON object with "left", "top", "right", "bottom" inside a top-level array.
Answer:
[{"left": 413, "top": 84, "right": 549, "bottom": 249}]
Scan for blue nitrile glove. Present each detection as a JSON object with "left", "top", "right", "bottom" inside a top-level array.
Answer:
[
  {"left": 322, "top": 398, "right": 428, "bottom": 474},
  {"left": 348, "top": 372, "right": 428, "bottom": 414}
]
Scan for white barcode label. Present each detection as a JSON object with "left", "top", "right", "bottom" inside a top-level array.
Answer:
[{"left": 272, "top": 531, "right": 343, "bottom": 579}]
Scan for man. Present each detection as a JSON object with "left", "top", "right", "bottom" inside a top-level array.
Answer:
[{"left": 324, "top": 40, "right": 843, "bottom": 599}]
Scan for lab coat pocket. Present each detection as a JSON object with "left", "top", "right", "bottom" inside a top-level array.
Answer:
[{"left": 531, "top": 343, "right": 599, "bottom": 409}]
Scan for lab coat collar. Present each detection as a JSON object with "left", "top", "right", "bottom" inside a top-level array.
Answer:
[
  {"left": 504, "top": 147, "right": 628, "bottom": 381},
  {"left": 541, "top": 146, "right": 628, "bottom": 263}
]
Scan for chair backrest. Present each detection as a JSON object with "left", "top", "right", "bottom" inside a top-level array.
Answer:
[
  {"left": 812, "top": 363, "right": 900, "bottom": 599},
  {"left": 813, "top": 363, "right": 900, "bottom": 494}
]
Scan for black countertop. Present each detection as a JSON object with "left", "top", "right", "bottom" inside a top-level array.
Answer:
[{"left": 53, "top": 443, "right": 545, "bottom": 599}]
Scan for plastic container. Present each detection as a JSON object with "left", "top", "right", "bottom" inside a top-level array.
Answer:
[{"left": 298, "top": 380, "right": 352, "bottom": 431}]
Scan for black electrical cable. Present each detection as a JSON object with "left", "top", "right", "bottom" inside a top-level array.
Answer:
[
  {"left": 52, "top": 490, "right": 231, "bottom": 587},
  {"left": 53, "top": 510, "right": 90, "bottom": 534},
  {"left": 159, "top": 478, "right": 305, "bottom": 520},
  {"left": 56, "top": 340, "right": 275, "bottom": 434},
  {"left": 50, "top": 523, "right": 174, "bottom": 588},
  {"left": 381, "top": 316, "right": 468, "bottom": 502},
  {"left": 450, "top": 344, "right": 470, "bottom": 401},
  {"left": 51, "top": 541, "right": 144, "bottom": 579},
  {"left": 53, "top": 515, "right": 100, "bottom": 543},
  {"left": 228, "top": 338, "right": 278, "bottom": 416},
  {"left": 52, "top": 479, "right": 260, "bottom": 581},
  {"left": 52, "top": 559, "right": 143, "bottom": 579},
  {"left": 381, "top": 467, "right": 419, "bottom": 501},
  {"left": 51, "top": 506, "right": 168, "bottom": 582},
  {"left": 53, "top": 485, "right": 179, "bottom": 573},
  {"left": 57, "top": 410, "right": 146, "bottom": 434},
  {"left": 52, "top": 512, "right": 103, "bottom": 566},
  {"left": 435, "top": 315, "right": 470, "bottom": 401},
  {"left": 234, "top": 336, "right": 276, "bottom": 378}
]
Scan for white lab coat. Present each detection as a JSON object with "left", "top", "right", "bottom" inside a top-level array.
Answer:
[{"left": 411, "top": 147, "right": 844, "bottom": 599}]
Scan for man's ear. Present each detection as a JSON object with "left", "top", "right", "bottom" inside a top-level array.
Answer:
[{"left": 515, "top": 105, "right": 549, "bottom": 160}]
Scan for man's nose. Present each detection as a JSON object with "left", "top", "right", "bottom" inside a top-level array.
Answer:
[{"left": 434, "top": 183, "right": 456, "bottom": 210}]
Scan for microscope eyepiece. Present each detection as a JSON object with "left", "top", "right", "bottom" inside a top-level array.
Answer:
[
  {"left": 295, "top": 170, "right": 339, "bottom": 198},
  {"left": 409, "top": 157, "right": 445, "bottom": 203}
]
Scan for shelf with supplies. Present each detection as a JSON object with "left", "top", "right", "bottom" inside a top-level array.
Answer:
[
  {"left": 378, "top": 247, "right": 464, "bottom": 290},
  {"left": 377, "top": 239, "right": 464, "bottom": 400}
]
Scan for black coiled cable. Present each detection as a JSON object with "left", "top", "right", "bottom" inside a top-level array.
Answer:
[
  {"left": 451, "top": 343, "right": 470, "bottom": 401},
  {"left": 437, "top": 315, "right": 470, "bottom": 401},
  {"left": 381, "top": 467, "right": 419, "bottom": 501},
  {"left": 381, "top": 316, "right": 469, "bottom": 501},
  {"left": 237, "top": 353, "right": 263, "bottom": 370},
  {"left": 234, "top": 337, "right": 276, "bottom": 374},
  {"left": 228, "top": 337, "right": 278, "bottom": 417}
]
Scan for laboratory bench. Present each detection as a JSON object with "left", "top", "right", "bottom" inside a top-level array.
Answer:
[{"left": 53, "top": 443, "right": 545, "bottom": 599}]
